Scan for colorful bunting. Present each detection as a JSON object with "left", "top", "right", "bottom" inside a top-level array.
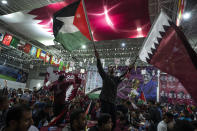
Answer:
[
  {"left": 0, "top": 33, "right": 4, "bottom": 41},
  {"left": 40, "top": 50, "right": 46, "bottom": 59},
  {"left": 10, "top": 37, "right": 19, "bottom": 48},
  {"left": 2, "top": 34, "right": 12, "bottom": 46},
  {"left": 30, "top": 46, "right": 37, "bottom": 56},
  {"left": 36, "top": 48, "right": 41, "bottom": 58},
  {"left": 23, "top": 43, "right": 32, "bottom": 53}
]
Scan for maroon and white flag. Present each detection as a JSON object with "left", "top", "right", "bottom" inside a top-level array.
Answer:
[{"left": 139, "top": 10, "right": 197, "bottom": 102}]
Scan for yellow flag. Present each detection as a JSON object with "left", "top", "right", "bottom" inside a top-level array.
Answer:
[{"left": 36, "top": 48, "right": 41, "bottom": 58}]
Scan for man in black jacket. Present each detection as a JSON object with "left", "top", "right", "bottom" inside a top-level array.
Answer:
[{"left": 95, "top": 50, "right": 132, "bottom": 129}]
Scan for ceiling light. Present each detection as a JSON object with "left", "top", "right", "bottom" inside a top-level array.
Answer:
[
  {"left": 183, "top": 12, "right": 191, "bottom": 20},
  {"left": 137, "top": 27, "right": 142, "bottom": 32},
  {"left": 1, "top": 0, "right": 7, "bottom": 4},
  {"left": 121, "top": 43, "right": 126, "bottom": 47},
  {"left": 82, "top": 45, "right": 86, "bottom": 49}
]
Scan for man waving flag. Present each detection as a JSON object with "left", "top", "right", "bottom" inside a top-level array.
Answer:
[{"left": 139, "top": 10, "right": 197, "bottom": 102}]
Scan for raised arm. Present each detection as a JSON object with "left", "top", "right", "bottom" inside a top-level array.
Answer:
[{"left": 95, "top": 50, "right": 106, "bottom": 79}]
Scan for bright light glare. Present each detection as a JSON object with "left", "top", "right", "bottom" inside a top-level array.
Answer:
[
  {"left": 183, "top": 12, "right": 191, "bottom": 20},
  {"left": 82, "top": 45, "right": 86, "bottom": 49},
  {"left": 137, "top": 27, "right": 142, "bottom": 32},
  {"left": 104, "top": 6, "right": 114, "bottom": 27},
  {"left": 1, "top": 0, "right": 7, "bottom": 4},
  {"left": 37, "top": 83, "right": 41, "bottom": 88},
  {"left": 121, "top": 43, "right": 126, "bottom": 47}
]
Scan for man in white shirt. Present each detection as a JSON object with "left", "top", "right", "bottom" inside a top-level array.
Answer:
[{"left": 157, "top": 112, "right": 174, "bottom": 131}]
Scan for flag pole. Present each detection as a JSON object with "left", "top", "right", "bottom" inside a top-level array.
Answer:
[{"left": 81, "top": 0, "right": 96, "bottom": 51}]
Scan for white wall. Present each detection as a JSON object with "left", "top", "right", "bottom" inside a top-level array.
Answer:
[
  {"left": 0, "top": 79, "right": 26, "bottom": 89},
  {"left": 29, "top": 79, "right": 44, "bottom": 89}
]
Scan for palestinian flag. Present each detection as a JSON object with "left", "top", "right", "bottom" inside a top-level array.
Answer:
[
  {"left": 53, "top": 0, "right": 91, "bottom": 51},
  {"left": 139, "top": 11, "right": 197, "bottom": 102},
  {"left": 139, "top": 90, "right": 146, "bottom": 103}
]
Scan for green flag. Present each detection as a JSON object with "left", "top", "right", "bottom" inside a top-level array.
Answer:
[
  {"left": 10, "top": 37, "right": 19, "bottom": 48},
  {"left": 59, "top": 60, "right": 64, "bottom": 71}
]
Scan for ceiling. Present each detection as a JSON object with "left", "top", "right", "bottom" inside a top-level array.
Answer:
[{"left": 0, "top": 0, "right": 196, "bottom": 71}]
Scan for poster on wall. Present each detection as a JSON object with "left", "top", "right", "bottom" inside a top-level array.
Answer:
[
  {"left": 159, "top": 74, "right": 195, "bottom": 105},
  {"left": 85, "top": 65, "right": 158, "bottom": 101},
  {"left": 117, "top": 66, "right": 158, "bottom": 101}
]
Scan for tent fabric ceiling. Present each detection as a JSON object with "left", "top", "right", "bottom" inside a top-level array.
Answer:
[
  {"left": 0, "top": 0, "right": 196, "bottom": 70},
  {"left": 0, "top": 0, "right": 64, "bottom": 15}
]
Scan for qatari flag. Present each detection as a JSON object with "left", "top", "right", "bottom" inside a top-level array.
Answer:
[
  {"left": 75, "top": 0, "right": 151, "bottom": 41},
  {"left": 139, "top": 11, "right": 197, "bottom": 102}
]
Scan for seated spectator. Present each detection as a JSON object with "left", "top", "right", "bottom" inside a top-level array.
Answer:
[
  {"left": 1, "top": 104, "right": 34, "bottom": 131},
  {"left": 157, "top": 112, "right": 174, "bottom": 131},
  {"left": 89, "top": 113, "right": 112, "bottom": 131},
  {"left": 62, "top": 109, "right": 87, "bottom": 131},
  {"left": 0, "top": 96, "right": 9, "bottom": 129}
]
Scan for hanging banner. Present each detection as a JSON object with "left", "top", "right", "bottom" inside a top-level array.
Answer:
[
  {"left": 23, "top": 43, "right": 32, "bottom": 53},
  {"left": 0, "top": 33, "right": 4, "bottom": 41},
  {"left": 2, "top": 34, "right": 12, "bottom": 46},
  {"left": 159, "top": 74, "right": 195, "bottom": 105},
  {"left": 176, "top": 0, "right": 186, "bottom": 26},
  {"left": 30, "top": 46, "right": 37, "bottom": 56}
]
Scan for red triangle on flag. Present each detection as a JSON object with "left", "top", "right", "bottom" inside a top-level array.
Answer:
[
  {"left": 73, "top": 0, "right": 92, "bottom": 41},
  {"left": 140, "top": 91, "right": 146, "bottom": 102}
]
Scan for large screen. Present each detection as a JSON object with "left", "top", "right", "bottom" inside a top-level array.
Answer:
[{"left": 0, "top": 65, "right": 28, "bottom": 83}]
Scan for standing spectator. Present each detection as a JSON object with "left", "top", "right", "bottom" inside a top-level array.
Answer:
[
  {"left": 33, "top": 103, "right": 53, "bottom": 128},
  {"left": 0, "top": 96, "right": 9, "bottom": 129},
  {"left": 89, "top": 113, "right": 112, "bottom": 131},
  {"left": 1, "top": 104, "right": 33, "bottom": 131},
  {"left": 1, "top": 80, "right": 8, "bottom": 96},
  {"left": 157, "top": 112, "right": 174, "bottom": 131},
  {"left": 148, "top": 101, "right": 162, "bottom": 131},
  {"left": 62, "top": 109, "right": 87, "bottom": 131},
  {"left": 95, "top": 50, "right": 132, "bottom": 129},
  {"left": 49, "top": 75, "right": 74, "bottom": 124}
]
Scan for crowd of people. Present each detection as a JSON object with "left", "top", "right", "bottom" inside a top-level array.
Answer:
[
  {"left": 0, "top": 85, "right": 197, "bottom": 131},
  {"left": 0, "top": 51, "right": 196, "bottom": 131}
]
